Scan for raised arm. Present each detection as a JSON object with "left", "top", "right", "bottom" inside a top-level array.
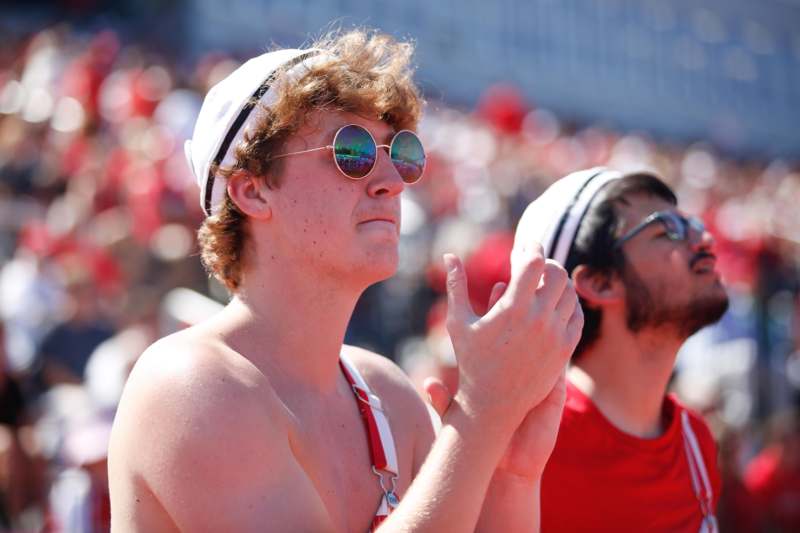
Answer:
[{"left": 379, "top": 244, "right": 581, "bottom": 532}]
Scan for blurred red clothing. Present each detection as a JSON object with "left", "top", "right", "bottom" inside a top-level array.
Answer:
[
  {"left": 463, "top": 232, "right": 512, "bottom": 315},
  {"left": 541, "top": 381, "right": 720, "bottom": 532},
  {"left": 717, "top": 476, "right": 760, "bottom": 533},
  {"left": 744, "top": 444, "right": 800, "bottom": 531},
  {"left": 476, "top": 83, "right": 528, "bottom": 134},
  {"left": 61, "top": 32, "right": 118, "bottom": 120},
  {"left": 424, "top": 232, "right": 512, "bottom": 316}
]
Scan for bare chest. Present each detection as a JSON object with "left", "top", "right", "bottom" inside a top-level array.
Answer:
[{"left": 285, "top": 391, "right": 411, "bottom": 532}]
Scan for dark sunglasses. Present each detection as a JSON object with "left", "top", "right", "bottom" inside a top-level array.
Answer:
[
  {"left": 615, "top": 210, "right": 705, "bottom": 248},
  {"left": 268, "top": 124, "right": 426, "bottom": 184}
]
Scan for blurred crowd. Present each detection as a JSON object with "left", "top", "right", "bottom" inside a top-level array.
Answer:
[{"left": 0, "top": 26, "right": 798, "bottom": 532}]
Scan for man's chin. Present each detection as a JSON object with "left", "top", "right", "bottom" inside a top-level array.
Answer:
[
  {"left": 370, "top": 268, "right": 396, "bottom": 284},
  {"left": 362, "top": 256, "right": 399, "bottom": 285},
  {"left": 627, "top": 289, "right": 729, "bottom": 339},
  {"left": 681, "top": 291, "right": 730, "bottom": 337}
]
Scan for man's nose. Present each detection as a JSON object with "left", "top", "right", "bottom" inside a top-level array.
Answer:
[
  {"left": 366, "top": 147, "right": 405, "bottom": 198},
  {"left": 689, "top": 221, "right": 716, "bottom": 252}
]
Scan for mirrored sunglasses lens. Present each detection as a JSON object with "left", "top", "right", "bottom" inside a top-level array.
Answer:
[
  {"left": 688, "top": 217, "right": 705, "bottom": 235},
  {"left": 333, "top": 125, "right": 376, "bottom": 179},
  {"left": 660, "top": 214, "right": 684, "bottom": 240},
  {"left": 390, "top": 131, "right": 426, "bottom": 184}
]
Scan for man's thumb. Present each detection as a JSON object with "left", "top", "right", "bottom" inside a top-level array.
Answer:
[{"left": 423, "top": 376, "right": 453, "bottom": 418}]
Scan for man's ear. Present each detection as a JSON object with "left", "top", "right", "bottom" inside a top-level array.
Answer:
[
  {"left": 572, "top": 264, "right": 624, "bottom": 308},
  {"left": 226, "top": 171, "right": 272, "bottom": 220}
]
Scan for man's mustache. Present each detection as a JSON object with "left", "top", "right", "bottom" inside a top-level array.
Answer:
[{"left": 689, "top": 251, "right": 716, "bottom": 270}]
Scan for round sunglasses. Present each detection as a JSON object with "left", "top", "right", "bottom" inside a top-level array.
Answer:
[
  {"left": 268, "top": 124, "right": 426, "bottom": 184},
  {"left": 614, "top": 210, "right": 705, "bottom": 248}
]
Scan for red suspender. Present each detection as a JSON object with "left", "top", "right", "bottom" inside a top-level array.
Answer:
[{"left": 339, "top": 355, "right": 399, "bottom": 531}]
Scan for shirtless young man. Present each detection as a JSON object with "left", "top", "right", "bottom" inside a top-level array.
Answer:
[{"left": 108, "top": 30, "right": 583, "bottom": 532}]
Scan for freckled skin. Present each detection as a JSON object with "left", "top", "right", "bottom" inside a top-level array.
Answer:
[{"left": 264, "top": 112, "right": 403, "bottom": 285}]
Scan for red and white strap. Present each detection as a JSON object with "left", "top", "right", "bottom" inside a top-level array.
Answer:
[
  {"left": 339, "top": 355, "right": 399, "bottom": 531},
  {"left": 681, "top": 410, "right": 718, "bottom": 533}
]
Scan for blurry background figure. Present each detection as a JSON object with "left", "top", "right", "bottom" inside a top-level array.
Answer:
[
  {"left": 157, "top": 286, "right": 223, "bottom": 337},
  {"left": 744, "top": 409, "right": 800, "bottom": 532},
  {"left": 716, "top": 428, "right": 760, "bottom": 533},
  {"left": 0, "top": 319, "right": 44, "bottom": 531},
  {"left": 0, "top": 229, "right": 65, "bottom": 374},
  {"left": 45, "top": 397, "right": 112, "bottom": 533},
  {"left": 401, "top": 299, "right": 458, "bottom": 401},
  {"left": 36, "top": 258, "right": 115, "bottom": 389},
  {"left": 84, "top": 324, "right": 153, "bottom": 412}
]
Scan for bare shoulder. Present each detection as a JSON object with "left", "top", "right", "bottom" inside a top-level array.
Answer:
[
  {"left": 109, "top": 327, "right": 330, "bottom": 531},
  {"left": 341, "top": 344, "right": 425, "bottom": 411},
  {"left": 112, "top": 327, "right": 281, "bottom": 459},
  {"left": 109, "top": 326, "right": 281, "bottom": 495}
]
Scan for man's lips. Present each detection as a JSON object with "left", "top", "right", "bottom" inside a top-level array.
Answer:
[
  {"left": 357, "top": 216, "right": 399, "bottom": 233},
  {"left": 690, "top": 253, "right": 717, "bottom": 273},
  {"left": 358, "top": 212, "right": 398, "bottom": 226}
]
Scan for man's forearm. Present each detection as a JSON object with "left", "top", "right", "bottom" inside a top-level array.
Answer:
[
  {"left": 476, "top": 471, "right": 540, "bottom": 533},
  {"left": 378, "top": 399, "right": 515, "bottom": 533}
]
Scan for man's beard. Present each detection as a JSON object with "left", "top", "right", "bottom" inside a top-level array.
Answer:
[{"left": 623, "top": 261, "right": 729, "bottom": 338}]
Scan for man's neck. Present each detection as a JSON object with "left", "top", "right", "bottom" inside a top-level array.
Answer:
[
  {"left": 568, "top": 327, "right": 684, "bottom": 439},
  {"left": 211, "top": 263, "right": 366, "bottom": 392}
]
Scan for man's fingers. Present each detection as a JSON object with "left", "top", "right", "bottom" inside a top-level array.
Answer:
[
  {"left": 554, "top": 280, "right": 578, "bottom": 322},
  {"left": 543, "top": 368, "right": 567, "bottom": 406},
  {"left": 487, "top": 281, "right": 507, "bottom": 312},
  {"left": 533, "top": 260, "right": 570, "bottom": 310},
  {"left": 506, "top": 243, "right": 546, "bottom": 301},
  {"left": 423, "top": 377, "right": 453, "bottom": 418},
  {"left": 444, "top": 253, "right": 475, "bottom": 327},
  {"left": 566, "top": 302, "right": 585, "bottom": 345}
]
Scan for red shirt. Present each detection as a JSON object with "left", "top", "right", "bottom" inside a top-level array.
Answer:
[{"left": 541, "top": 381, "right": 721, "bottom": 532}]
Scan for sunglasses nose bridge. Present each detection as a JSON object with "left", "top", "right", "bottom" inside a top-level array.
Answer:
[
  {"left": 375, "top": 143, "right": 393, "bottom": 168},
  {"left": 372, "top": 142, "right": 395, "bottom": 169},
  {"left": 685, "top": 218, "right": 715, "bottom": 254}
]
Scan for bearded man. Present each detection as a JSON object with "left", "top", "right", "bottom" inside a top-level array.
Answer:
[{"left": 515, "top": 168, "right": 729, "bottom": 533}]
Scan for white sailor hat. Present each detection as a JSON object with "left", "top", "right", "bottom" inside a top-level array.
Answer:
[
  {"left": 184, "top": 48, "right": 323, "bottom": 217},
  {"left": 514, "top": 167, "right": 623, "bottom": 266}
]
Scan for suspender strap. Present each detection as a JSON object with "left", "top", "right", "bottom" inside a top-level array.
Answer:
[
  {"left": 681, "top": 410, "right": 719, "bottom": 533},
  {"left": 339, "top": 354, "right": 400, "bottom": 531}
]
